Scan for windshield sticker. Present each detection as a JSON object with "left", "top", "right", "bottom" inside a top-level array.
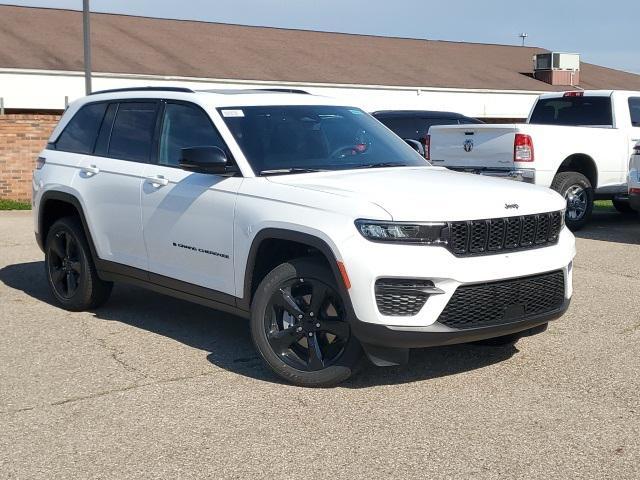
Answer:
[{"left": 221, "top": 109, "right": 245, "bottom": 118}]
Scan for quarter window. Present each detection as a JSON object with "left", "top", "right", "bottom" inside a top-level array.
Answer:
[
  {"left": 55, "top": 102, "right": 107, "bottom": 154},
  {"left": 108, "top": 102, "right": 158, "bottom": 162},
  {"left": 629, "top": 98, "right": 640, "bottom": 127},
  {"left": 159, "top": 103, "right": 226, "bottom": 166}
]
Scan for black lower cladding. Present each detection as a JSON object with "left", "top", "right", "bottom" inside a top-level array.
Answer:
[{"left": 437, "top": 270, "right": 565, "bottom": 329}]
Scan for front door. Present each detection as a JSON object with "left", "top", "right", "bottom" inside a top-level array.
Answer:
[{"left": 141, "top": 101, "right": 241, "bottom": 297}]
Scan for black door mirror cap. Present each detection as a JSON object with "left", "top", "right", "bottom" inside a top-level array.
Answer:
[{"left": 179, "top": 146, "right": 230, "bottom": 174}]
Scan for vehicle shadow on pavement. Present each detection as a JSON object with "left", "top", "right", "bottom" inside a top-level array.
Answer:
[
  {"left": 0, "top": 261, "right": 517, "bottom": 388},
  {"left": 575, "top": 210, "right": 640, "bottom": 245}
]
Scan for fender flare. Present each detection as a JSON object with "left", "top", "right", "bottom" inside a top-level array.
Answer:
[
  {"left": 37, "top": 190, "right": 99, "bottom": 262},
  {"left": 239, "top": 228, "right": 354, "bottom": 316}
]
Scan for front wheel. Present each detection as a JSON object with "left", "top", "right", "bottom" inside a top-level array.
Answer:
[
  {"left": 551, "top": 171, "right": 594, "bottom": 231},
  {"left": 250, "top": 258, "right": 363, "bottom": 387}
]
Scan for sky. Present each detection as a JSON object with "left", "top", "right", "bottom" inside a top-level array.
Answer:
[{"left": 2, "top": 0, "right": 638, "bottom": 74}]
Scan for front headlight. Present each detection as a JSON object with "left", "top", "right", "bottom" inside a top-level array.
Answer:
[{"left": 355, "top": 219, "right": 447, "bottom": 244}]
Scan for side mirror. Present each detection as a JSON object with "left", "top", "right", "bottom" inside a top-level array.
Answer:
[
  {"left": 179, "top": 146, "right": 229, "bottom": 174},
  {"left": 404, "top": 139, "right": 425, "bottom": 156}
]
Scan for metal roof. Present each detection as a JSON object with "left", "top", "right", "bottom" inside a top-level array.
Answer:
[{"left": 1, "top": 5, "right": 640, "bottom": 92}]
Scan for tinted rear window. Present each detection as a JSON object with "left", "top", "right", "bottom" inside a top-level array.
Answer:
[
  {"left": 529, "top": 96, "right": 613, "bottom": 126},
  {"left": 55, "top": 102, "right": 107, "bottom": 154},
  {"left": 108, "top": 102, "right": 158, "bottom": 162}
]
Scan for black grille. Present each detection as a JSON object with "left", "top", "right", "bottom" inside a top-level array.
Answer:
[
  {"left": 375, "top": 279, "right": 433, "bottom": 316},
  {"left": 447, "top": 211, "right": 563, "bottom": 256},
  {"left": 437, "top": 270, "right": 565, "bottom": 330}
]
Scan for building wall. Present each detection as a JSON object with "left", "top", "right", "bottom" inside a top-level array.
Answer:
[
  {"left": 0, "top": 114, "right": 60, "bottom": 202},
  {"left": 0, "top": 69, "right": 545, "bottom": 202},
  {"left": 0, "top": 69, "right": 543, "bottom": 118}
]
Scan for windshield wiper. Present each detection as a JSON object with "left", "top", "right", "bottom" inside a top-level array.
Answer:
[
  {"left": 259, "top": 168, "right": 327, "bottom": 176},
  {"left": 357, "top": 162, "right": 409, "bottom": 169}
]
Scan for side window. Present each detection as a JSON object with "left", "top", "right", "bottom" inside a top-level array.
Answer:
[
  {"left": 629, "top": 98, "right": 640, "bottom": 127},
  {"left": 94, "top": 103, "right": 118, "bottom": 156},
  {"left": 158, "top": 102, "right": 226, "bottom": 166},
  {"left": 108, "top": 102, "right": 158, "bottom": 162},
  {"left": 55, "top": 102, "right": 107, "bottom": 154},
  {"left": 377, "top": 117, "right": 424, "bottom": 140}
]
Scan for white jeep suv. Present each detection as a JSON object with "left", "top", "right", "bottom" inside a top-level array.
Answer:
[{"left": 33, "top": 87, "right": 575, "bottom": 386}]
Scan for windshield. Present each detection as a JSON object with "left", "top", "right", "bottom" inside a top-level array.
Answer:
[
  {"left": 218, "top": 105, "right": 429, "bottom": 174},
  {"left": 529, "top": 96, "right": 613, "bottom": 127}
]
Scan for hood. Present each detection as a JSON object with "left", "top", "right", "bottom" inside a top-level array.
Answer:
[{"left": 266, "top": 167, "right": 565, "bottom": 221}]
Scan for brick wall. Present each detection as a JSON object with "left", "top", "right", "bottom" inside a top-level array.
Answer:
[{"left": 0, "top": 114, "right": 61, "bottom": 202}]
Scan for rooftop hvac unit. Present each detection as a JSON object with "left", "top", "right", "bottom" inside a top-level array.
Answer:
[
  {"left": 533, "top": 52, "right": 580, "bottom": 86},
  {"left": 534, "top": 52, "right": 580, "bottom": 71}
]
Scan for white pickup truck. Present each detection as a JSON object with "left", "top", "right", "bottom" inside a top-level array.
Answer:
[{"left": 427, "top": 90, "right": 640, "bottom": 230}]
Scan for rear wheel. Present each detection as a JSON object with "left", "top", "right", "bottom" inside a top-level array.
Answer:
[
  {"left": 250, "top": 258, "right": 363, "bottom": 387},
  {"left": 612, "top": 198, "right": 637, "bottom": 215},
  {"left": 551, "top": 171, "right": 593, "bottom": 231},
  {"left": 45, "top": 217, "right": 113, "bottom": 311}
]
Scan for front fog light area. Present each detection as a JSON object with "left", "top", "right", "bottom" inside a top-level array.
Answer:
[{"left": 355, "top": 220, "right": 447, "bottom": 244}]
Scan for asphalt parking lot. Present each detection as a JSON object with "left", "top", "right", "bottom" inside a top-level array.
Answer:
[{"left": 1, "top": 210, "right": 639, "bottom": 479}]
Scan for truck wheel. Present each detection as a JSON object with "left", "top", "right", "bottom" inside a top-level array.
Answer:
[
  {"left": 551, "top": 172, "right": 593, "bottom": 231},
  {"left": 45, "top": 217, "right": 113, "bottom": 311},
  {"left": 250, "top": 258, "right": 363, "bottom": 387},
  {"left": 612, "top": 198, "right": 637, "bottom": 215}
]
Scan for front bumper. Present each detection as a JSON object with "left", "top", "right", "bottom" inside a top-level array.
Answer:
[
  {"left": 352, "top": 298, "right": 570, "bottom": 349},
  {"left": 342, "top": 227, "right": 575, "bottom": 328}
]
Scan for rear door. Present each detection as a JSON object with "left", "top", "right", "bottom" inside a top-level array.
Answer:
[
  {"left": 428, "top": 124, "right": 518, "bottom": 169},
  {"left": 141, "top": 100, "right": 242, "bottom": 297},
  {"left": 69, "top": 100, "right": 158, "bottom": 271}
]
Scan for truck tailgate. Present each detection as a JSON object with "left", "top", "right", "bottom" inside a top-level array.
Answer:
[{"left": 429, "top": 124, "right": 518, "bottom": 169}]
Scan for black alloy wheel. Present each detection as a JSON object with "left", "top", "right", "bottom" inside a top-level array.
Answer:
[
  {"left": 47, "top": 229, "right": 82, "bottom": 299},
  {"left": 265, "top": 277, "right": 350, "bottom": 372},
  {"left": 250, "top": 258, "right": 363, "bottom": 387},
  {"left": 45, "top": 217, "right": 113, "bottom": 311}
]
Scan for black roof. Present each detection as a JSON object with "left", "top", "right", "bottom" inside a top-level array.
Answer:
[{"left": 372, "top": 110, "right": 469, "bottom": 119}]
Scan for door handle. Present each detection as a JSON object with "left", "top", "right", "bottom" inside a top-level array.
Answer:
[
  {"left": 145, "top": 175, "right": 169, "bottom": 187},
  {"left": 81, "top": 165, "right": 99, "bottom": 176}
]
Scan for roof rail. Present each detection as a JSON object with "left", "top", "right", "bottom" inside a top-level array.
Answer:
[
  {"left": 89, "top": 86, "right": 195, "bottom": 95},
  {"left": 256, "top": 88, "right": 310, "bottom": 94}
]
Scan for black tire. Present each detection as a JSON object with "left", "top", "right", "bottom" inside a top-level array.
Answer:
[
  {"left": 612, "top": 198, "right": 637, "bottom": 215},
  {"left": 250, "top": 257, "right": 363, "bottom": 387},
  {"left": 551, "top": 171, "right": 593, "bottom": 231},
  {"left": 44, "top": 216, "right": 113, "bottom": 311}
]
